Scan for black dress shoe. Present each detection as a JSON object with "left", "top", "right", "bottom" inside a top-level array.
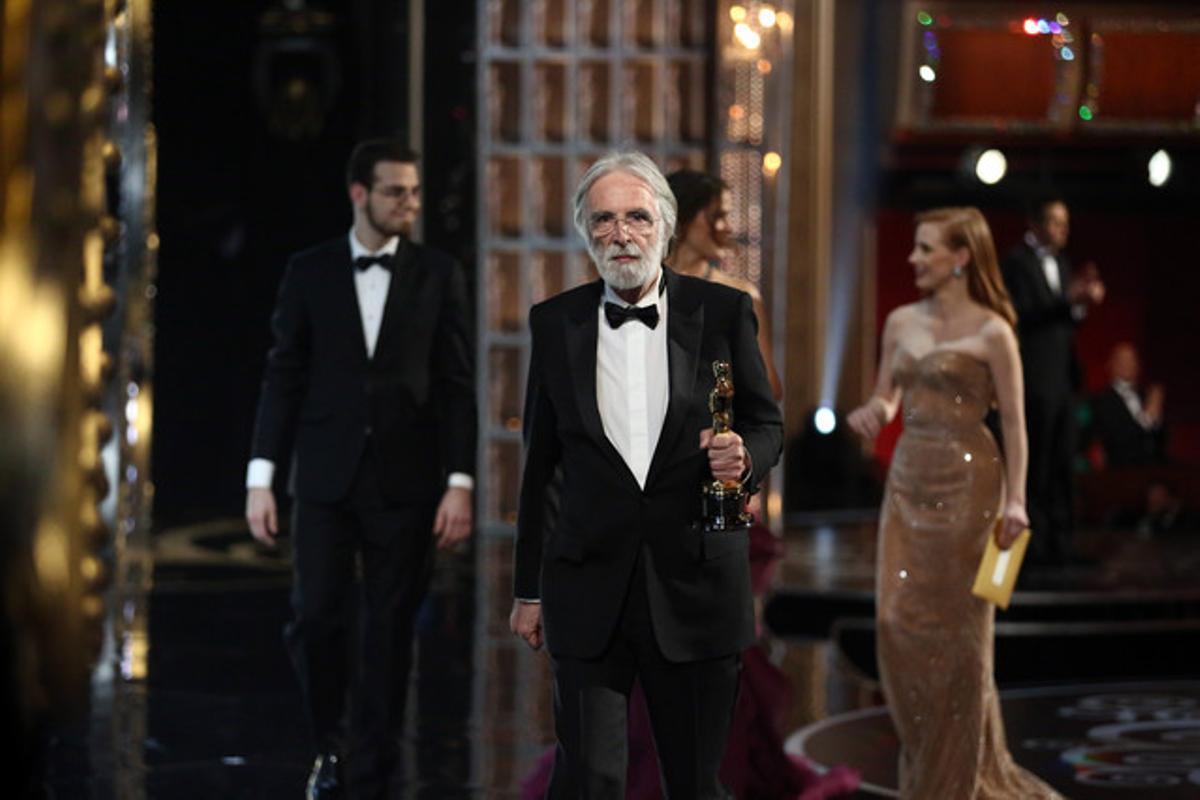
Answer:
[{"left": 306, "top": 752, "right": 343, "bottom": 800}]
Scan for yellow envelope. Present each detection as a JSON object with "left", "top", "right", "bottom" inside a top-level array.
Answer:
[{"left": 971, "top": 523, "right": 1031, "bottom": 610}]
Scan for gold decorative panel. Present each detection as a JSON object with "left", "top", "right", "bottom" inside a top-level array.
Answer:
[
  {"left": 0, "top": 0, "right": 155, "bottom": 733},
  {"left": 476, "top": 0, "right": 712, "bottom": 534}
]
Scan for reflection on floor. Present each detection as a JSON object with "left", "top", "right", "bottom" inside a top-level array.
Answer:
[
  {"left": 44, "top": 518, "right": 1200, "bottom": 798},
  {"left": 793, "top": 681, "right": 1200, "bottom": 799}
]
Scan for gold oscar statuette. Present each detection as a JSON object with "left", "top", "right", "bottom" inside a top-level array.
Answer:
[{"left": 702, "top": 361, "right": 752, "bottom": 532}]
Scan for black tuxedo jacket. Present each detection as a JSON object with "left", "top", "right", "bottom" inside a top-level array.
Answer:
[
  {"left": 1089, "top": 386, "right": 1166, "bottom": 467},
  {"left": 1001, "top": 242, "right": 1081, "bottom": 395},
  {"left": 514, "top": 269, "right": 783, "bottom": 662},
  {"left": 251, "top": 236, "right": 475, "bottom": 505}
]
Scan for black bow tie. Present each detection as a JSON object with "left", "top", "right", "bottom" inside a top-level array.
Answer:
[
  {"left": 604, "top": 301, "right": 659, "bottom": 330},
  {"left": 354, "top": 253, "right": 394, "bottom": 272}
]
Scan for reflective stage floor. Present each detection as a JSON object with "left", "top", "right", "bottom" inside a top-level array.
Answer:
[
  {"left": 791, "top": 681, "right": 1200, "bottom": 798},
  {"left": 44, "top": 518, "right": 1200, "bottom": 798}
]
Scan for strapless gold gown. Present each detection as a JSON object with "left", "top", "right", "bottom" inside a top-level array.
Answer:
[{"left": 876, "top": 351, "right": 1063, "bottom": 799}]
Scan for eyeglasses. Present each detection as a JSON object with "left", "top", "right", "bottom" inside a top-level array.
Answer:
[
  {"left": 372, "top": 185, "right": 420, "bottom": 200},
  {"left": 589, "top": 210, "right": 656, "bottom": 238}
]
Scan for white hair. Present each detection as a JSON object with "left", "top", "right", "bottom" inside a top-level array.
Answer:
[{"left": 572, "top": 151, "right": 678, "bottom": 246}]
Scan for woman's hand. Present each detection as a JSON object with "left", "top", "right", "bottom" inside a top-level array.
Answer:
[
  {"left": 996, "top": 502, "right": 1029, "bottom": 550},
  {"left": 847, "top": 398, "right": 885, "bottom": 442}
]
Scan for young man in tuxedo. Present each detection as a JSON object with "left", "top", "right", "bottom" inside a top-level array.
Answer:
[
  {"left": 1001, "top": 196, "right": 1104, "bottom": 565},
  {"left": 245, "top": 139, "right": 476, "bottom": 799},
  {"left": 509, "top": 152, "right": 782, "bottom": 798}
]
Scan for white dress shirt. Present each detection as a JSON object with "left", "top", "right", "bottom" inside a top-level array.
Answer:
[
  {"left": 1112, "top": 379, "right": 1156, "bottom": 430},
  {"left": 595, "top": 271, "right": 670, "bottom": 490},
  {"left": 1025, "top": 231, "right": 1061, "bottom": 295},
  {"left": 1025, "top": 231, "right": 1086, "bottom": 321},
  {"left": 350, "top": 230, "right": 398, "bottom": 358},
  {"left": 247, "top": 229, "right": 473, "bottom": 491}
]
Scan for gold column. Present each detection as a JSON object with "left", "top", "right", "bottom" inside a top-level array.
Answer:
[
  {"left": 782, "top": 0, "right": 834, "bottom": 438},
  {"left": 840, "top": 221, "right": 877, "bottom": 410},
  {"left": 1, "top": 0, "right": 118, "bottom": 725}
]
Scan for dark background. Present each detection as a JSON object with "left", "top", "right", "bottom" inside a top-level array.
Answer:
[{"left": 151, "top": 1, "right": 475, "bottom": 527}]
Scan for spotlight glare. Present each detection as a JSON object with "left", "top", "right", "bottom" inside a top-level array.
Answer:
[
  {"left": 734, "top": 22, "right": 761, "bottom": 50},
  {"left": 1148, "top": 149, "right": 1172, "bottom": 187},
  {"left": 974, "top": 149, "right": 1007, "bottom": 185},
  {"left": 759, "top": 6, "right": 777, "bottom": 27},
  {"left": 1023, "top": 18, "right": 1039, "bottom": 35},
  {"left": 814, "top": 407, "right": 837, "bottom": 435},
  {"left": 730, "top": 5, "right": 747, "bottom": 23},
  {"left": 762, "top": 151, "right": 782, "bottom": 175},
  {"left": 918, "top": 65, "right": 937, "bottom": 82}
]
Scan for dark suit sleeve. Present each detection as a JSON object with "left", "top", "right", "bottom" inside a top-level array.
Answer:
[
  {"left": 1002, "top": 250, "right": 1076, "bottom": 331},
  {"left": 514, "top": 306, "right": 561, "bottom": 600},
  {"left": 433, "top": 259, "right": 477, "bottom": 477},
  {"left": 730, "top": 291, "right": 783, "bottom": 493},
  {"left": 250, "top": 257, "right": 310, "bottom": 463}
]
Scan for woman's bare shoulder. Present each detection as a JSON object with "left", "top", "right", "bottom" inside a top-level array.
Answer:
[
  {"left": 885, "top": 302, "right": 923, "bottom": 328},
  {"left": 980, "top": 312, "right": 1018, "bottom": 348}
]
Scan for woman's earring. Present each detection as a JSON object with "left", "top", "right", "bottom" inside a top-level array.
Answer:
[{"left": 953, "top": 265, "right": 964, "bottom": 278}]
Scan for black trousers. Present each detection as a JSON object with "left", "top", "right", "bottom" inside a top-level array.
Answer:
[
  {"left": 1025, "top": 390, "right": 1077, "bottom": 564},
  {"left": 284, "top": 453, "right": 435, "bottom": 795},
  {"left": 547, "top": 553, "right": 740, "bottom": 799}
]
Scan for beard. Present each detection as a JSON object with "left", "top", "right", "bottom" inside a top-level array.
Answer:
[
  {"left": 365, "top": 201, "right": 413, "bottom": 239},
  {"left": 590, "top": 239, "right": 664, "bottom": 291}
]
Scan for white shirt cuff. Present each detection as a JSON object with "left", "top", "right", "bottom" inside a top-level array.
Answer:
[
  {"left": 246, "top": 459, "right": 275, "bottom": 489},
  {"left": 250, "top": 462, "right": 470, "bottom": 491},
  {"left": 516, "top": 598, "right": 541, "bottom": 604},
  {"left": 448, "top": 472, "right": 474, "bottom": 491}
]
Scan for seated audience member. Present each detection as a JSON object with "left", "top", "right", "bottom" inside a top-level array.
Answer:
[
  {"left": 1136, "top": 481, "right": 1196, "bottom": 539},
  {"left": 1089, "top": 342, "right": 1167, "bottom": 467}
]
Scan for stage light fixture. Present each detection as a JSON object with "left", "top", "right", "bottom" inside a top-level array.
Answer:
[
  {"left": 974, "top": 149, "right": 1007, "bottom": 185},
  {"left": 814, "top": 407, "right": 837, "bottom": 435},
  {"left": 918, "top": 65, "right": 936, "bottom": 82},
  {"left": 1148, "top": 149, "right": 1172, "bottom": 187}
]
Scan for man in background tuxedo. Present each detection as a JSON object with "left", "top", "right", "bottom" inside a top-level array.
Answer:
[
  {"left": 1001, "top": 196, "right": 1104, "bottom": 565},
  {"left": 245, "top": 140, "right": 476, "bottom": 799},
  {"left": 509, "top": 152, "right": 783, "bottom": 798},
  {"left": 1089, "top": 341, "right": 1167, "bottom": 468}
]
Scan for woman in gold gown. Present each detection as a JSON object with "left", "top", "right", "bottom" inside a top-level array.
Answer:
[{"left": 847, "top": 208, "right": 1064, "bottom": 799}]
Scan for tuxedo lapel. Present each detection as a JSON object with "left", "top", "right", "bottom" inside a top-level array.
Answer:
[
  {"left": 330, "top": 241, "right": 370, "bottom": 365},
  {"left": 1026, "top": 243, "right": 1060, "bottom": 304},
  {"left": 372, "top": 241, "right": 417, "bottom": 361},
  {"left": 564, "top": 283, "right": 641, "bottom": 493},
  {"left": 646, "top": 269, "right": 702, "bottom": 487}
]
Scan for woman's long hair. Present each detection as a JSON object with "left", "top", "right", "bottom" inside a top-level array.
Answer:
[
  {"left": 665, "top": 169, "right": 726, "bottom": 237},
  {"left": 916, "top": 206, "right": 1017, "bottom": 328}
]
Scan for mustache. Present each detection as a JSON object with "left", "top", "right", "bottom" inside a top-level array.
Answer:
[{"left": 601, "top": 242, "right": 644, "bottom": 260}]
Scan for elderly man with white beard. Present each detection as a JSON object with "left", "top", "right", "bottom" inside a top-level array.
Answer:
[{"left": 509, "top": 151, "right": 783, "bottom": 798}]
